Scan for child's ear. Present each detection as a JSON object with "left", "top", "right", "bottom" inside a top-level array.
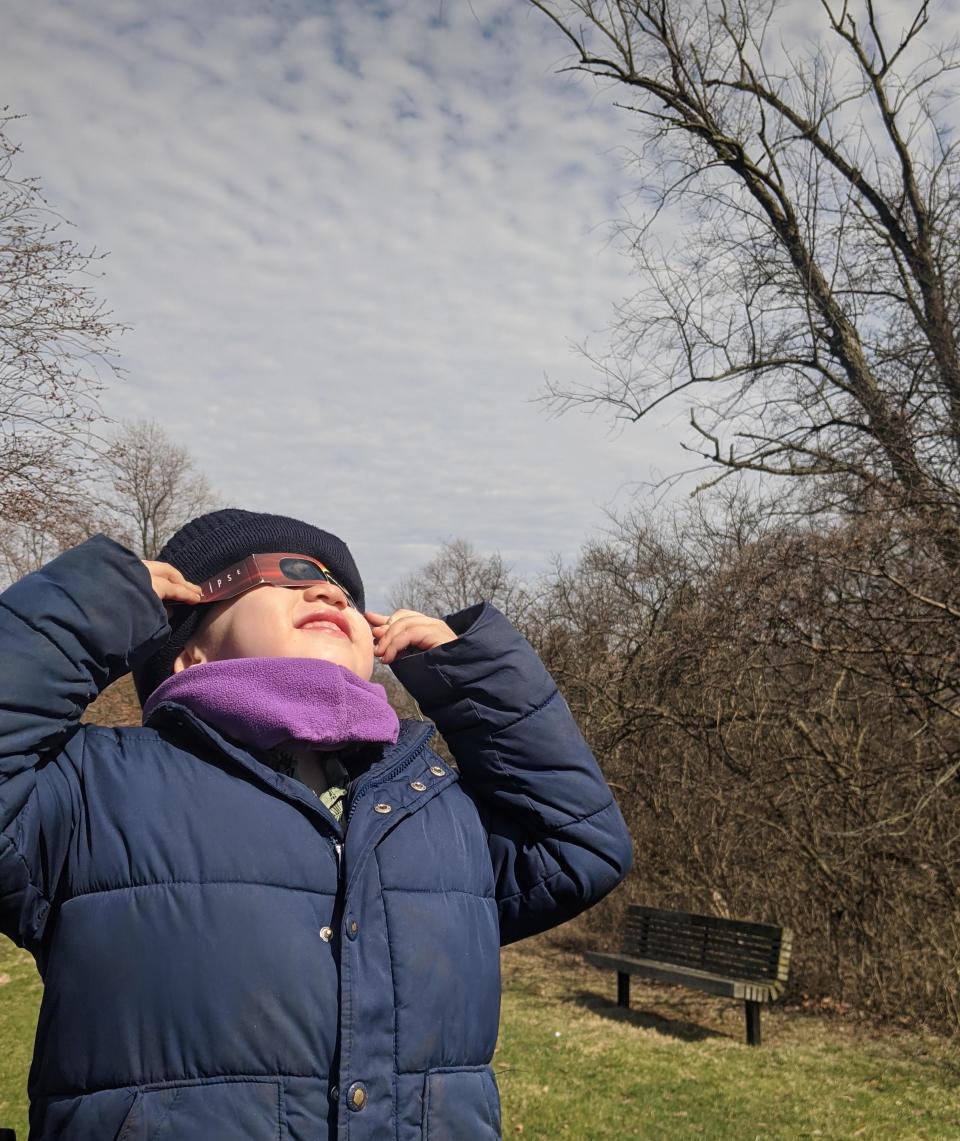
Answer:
[{"left": 173, "top": 642, "right": 208, "bottom": 672}]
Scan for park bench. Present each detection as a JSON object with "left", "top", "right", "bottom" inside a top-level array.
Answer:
[{"left": 584, "top": 904, "right": 793, "bottom": 1046}]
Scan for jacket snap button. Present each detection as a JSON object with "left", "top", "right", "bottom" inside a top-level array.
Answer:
[
  {"left": 330, "top": 1085, "right": 339, "bottom": 1102},
  {"left": 346, "top": 917, "right": 359, "bottom": 939},
  {"left": 319, "top": 926, "right": 333, "bottom": 942},
  {"left": 410, "top": 780, "right": 427, "bottom": 792},
  {"left": 374, "top": 802, "right": 392, "bottom": 814},
  {"left": 347, "top": 1082, "right": 367, "bottom": 1111},
  {"left": 430, "top": 765, "right": 445, "bottom": 777}
]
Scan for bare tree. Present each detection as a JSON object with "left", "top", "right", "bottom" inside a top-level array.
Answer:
[
  {"left": 389, "top": 538, "right": 534, "bottom": 627},
  {"left": 101, "top": 419, "right": 220, "bottom": 558},
  {"left": 528, "top": 1, "right": 960, "bottom": 544},
  {"left": 0, "top": 421, "right": 219, "bottom": 582},
  {"left": 0, "top": 110, "right": 122, "bottom": 533}
]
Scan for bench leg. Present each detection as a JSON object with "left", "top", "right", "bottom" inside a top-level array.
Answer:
[
  {"left": 617, "top": 971, "right": 630, "bottom": 1008},
  {"left": 745, "top": 1000, "right": 761, "bottom": 1046}
]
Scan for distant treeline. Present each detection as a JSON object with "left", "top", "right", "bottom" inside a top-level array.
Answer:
[{"left": 390, "top": 498, "right": 960, "bottom": 1032}]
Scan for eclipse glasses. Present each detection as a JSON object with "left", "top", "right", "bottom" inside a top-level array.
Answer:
[{"left": 198, "top": 552, "right": 359, "bottom": 610}]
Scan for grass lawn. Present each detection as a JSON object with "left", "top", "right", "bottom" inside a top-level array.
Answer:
[
  {"left": 0, "top": 938, "right": 42, "bottom": 1140},
  {"left": 495, "top": 942, "right": 960, "bottom": 1139},
  {"left": 2, "top": 935, "right": 959, "bottom": 1139}
]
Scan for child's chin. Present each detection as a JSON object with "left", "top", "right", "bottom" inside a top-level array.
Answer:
[{"left": 303, "top": 648, "right": 374, "bottom": 681}]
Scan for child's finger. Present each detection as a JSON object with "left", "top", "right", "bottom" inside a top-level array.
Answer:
[
  {"left": 163, "top": 567, "right": 196, "bottom": 588},
  {"left": 372, "top": 618, "right": 408, "bottom": 662},
  {"left": 375, "top": 615, "right": 455, "bottom": 664},
  {"left": 164, "top": 578, "right": 203, "bottom": 597},
  {"left": 143, "top": 561, "right": 202, "bottom": 600},
  {"left": 377, "top": 628, "right": 413, "bottom": 665},
  {"left": 143, "top": 559, "right": 201, "bottom": 618},
  {"left": 160, "top": 575, "right": 203, "bottom": 597},
  {"left": 145, "top": 560, "right": 186, "bottom": 583},
  {"left": 160, "top": 581, "right": 204, "bottom": 604},
  {"left": 366, "top": 609, "right": 424, "bottom": 628}
]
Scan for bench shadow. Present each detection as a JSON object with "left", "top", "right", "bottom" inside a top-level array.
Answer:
[{"left": 571, "top": 989, "right": 728, "bottom": 1042}]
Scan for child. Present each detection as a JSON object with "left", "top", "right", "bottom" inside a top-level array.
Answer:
[{"left": 0, "top": 509, "right": 632, "bottom": 1140}]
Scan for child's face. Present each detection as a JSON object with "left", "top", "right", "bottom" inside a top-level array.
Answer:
[{"left": 173, "top": 578, "right": 375, "bottom": 680}]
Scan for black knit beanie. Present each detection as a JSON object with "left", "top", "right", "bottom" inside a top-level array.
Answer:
[{"left": 132, "top": 508, "right": 365, "bottom": 705}]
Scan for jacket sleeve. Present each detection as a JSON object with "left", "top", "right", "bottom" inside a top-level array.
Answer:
[
  {"left": 0, "top": 535, "right": 170, "bottom": 951},
  {"left": 391, "top": 602, "right": 633, "bottom": 945}
]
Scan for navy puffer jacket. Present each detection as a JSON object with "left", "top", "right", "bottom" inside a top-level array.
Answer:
[{"left": 0, "top": 537, "right": 632, "bottom": 1140}]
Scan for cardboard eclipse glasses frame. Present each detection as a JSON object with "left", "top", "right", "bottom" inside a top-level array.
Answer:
[{"left": 198, "top": 552, "right": 359, "bottom": 610}]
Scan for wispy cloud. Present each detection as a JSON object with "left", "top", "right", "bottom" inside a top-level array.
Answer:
[{"left": 4, "top": 0, "right": 679, "bottom": 604}]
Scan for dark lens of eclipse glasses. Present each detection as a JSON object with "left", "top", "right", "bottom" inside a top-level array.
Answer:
[
  {"left": 278, "top": 557, "right": 358, "bottom": 609},
  {"left": 279, "top": 557, "right": 328, "bottom": 581}
]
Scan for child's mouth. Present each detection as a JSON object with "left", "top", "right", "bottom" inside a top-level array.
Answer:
[
  {"left": 299, "top": 620, "right": 349, "bottom": 638},
  {"left": 295, "top": 609, "right": 351, "bottom": 638}
]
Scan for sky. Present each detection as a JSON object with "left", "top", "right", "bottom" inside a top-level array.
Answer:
[
  {"left": 1, "top": 0, "right": 934, "bottom": 606},
  {"left": 2, "top": 0, "right": 684, "bottom": 607}
]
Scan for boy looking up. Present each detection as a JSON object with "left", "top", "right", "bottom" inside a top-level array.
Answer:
[{"left": 0, "top": 508, "right": 632, "bottom": 1140}]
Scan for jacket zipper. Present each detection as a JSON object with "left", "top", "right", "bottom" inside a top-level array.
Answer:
[{"left": 306, "top": 786, "right": 344, "bottom": 867}]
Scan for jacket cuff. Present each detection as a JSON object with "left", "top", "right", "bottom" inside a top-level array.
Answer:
[
  {"left": 390, "top": 603, "right": 555, "bottom": 737},
  {"left": 0, "top": 534, "right": 171, "bottom": 689}
]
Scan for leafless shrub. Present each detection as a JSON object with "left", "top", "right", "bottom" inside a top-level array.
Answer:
[
  {"left": 529, "top": 498, "right": 959, "bottom": 1028},
  {"left": 0, "top": 110, "right": 122, "bottom": 535}
]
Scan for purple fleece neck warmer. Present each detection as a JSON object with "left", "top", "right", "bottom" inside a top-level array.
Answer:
[{"left": 142, "top": 657, "right": 400, "bottom": 751}]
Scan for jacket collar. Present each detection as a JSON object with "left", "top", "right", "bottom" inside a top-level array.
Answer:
[{"left": 144, "top": 699, "right": 435, "bottom": 827}]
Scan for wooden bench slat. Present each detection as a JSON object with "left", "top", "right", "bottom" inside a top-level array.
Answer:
[
  {"left": 630, "top": 959, "right": 776, "bottom": 982},
  {"left": 626, "top": 912, "right": 782, "bottom": 937},
  {"left": 623, "top": 934, "right": 784, "bottom": 979},
  {"left": 583, "top": 952, "right": 781, "bottom": 1001},
  {"left": 629, "top": 925, "right": 782, "bottom": 942},
  {"left": 625, "top": 920, "right": 780, "bottom": 942},
  {"left": 635, "top": 940, "right": 781, "bottom": 963},
  {"left": 625, "top": 923, "right": 783, "bottom": 955},
  {"left": 626, "top": 905, "right": 783, "bottom": 940},
  {"left": 626, "top": 948, "right": 780, "bottom": 980},
  {"left": 625, "top": 925, "right": 782, "bottom": 952}
]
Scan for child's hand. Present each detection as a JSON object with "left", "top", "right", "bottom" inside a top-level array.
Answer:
[
  {"left": 142, "top": 560, "right": 203, "bottom": 615},
  {"left": 365, "top": 609, "right": 457, "bottom": 665}
]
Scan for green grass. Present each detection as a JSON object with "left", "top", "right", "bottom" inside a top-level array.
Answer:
[
  {"left": 0, "top": 939, "right": 42, "bottom": 1140},
  {"left": 494, "top": 943, "right": 960, "bottom": 1139},
  {"left": 2, "top": 936, "right": 959, "bottom": 1140}
]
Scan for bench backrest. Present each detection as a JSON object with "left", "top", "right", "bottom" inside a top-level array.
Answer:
[{"left": 624, "top": 905, "right": 792, "bottom": 984}]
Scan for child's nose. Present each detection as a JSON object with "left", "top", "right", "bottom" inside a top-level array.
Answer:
[{"left": 301, "top": 581, "right": 349, "bottom": 608}]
